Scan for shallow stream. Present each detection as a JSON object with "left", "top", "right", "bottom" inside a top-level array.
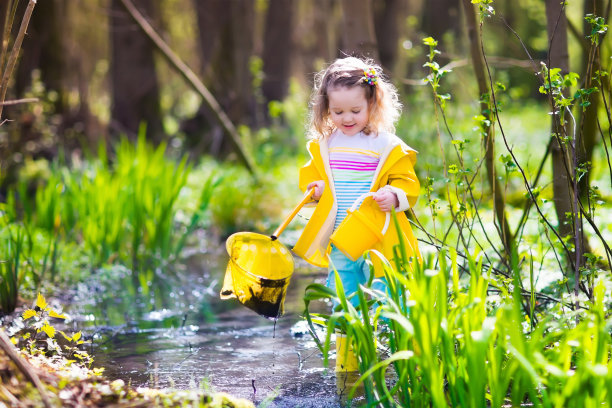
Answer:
[{"left": 67, "top": 234, "right": 357, "bottom": 407}]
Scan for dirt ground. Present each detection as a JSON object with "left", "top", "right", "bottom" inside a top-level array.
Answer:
[{"left": 0, "top": 347, "right": 254, "bottom": 408}]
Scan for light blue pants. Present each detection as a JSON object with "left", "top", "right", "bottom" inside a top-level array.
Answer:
[{"left": 326, "top": 246, "right": 387, "bottom": 308}]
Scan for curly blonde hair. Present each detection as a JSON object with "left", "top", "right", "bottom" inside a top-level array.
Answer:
[{"left": 307, "top": 56, "right": 402, "bottom": 140}]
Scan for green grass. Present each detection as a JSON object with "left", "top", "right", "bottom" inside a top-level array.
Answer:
[
  {"left": 304, "top": 212, "right": 612, "bottom": 407},
  {"left": 0, "top": 222, "right": 24, "bottom": 313},
  {"left": 2, "top": 131, "right": 220, "bottom": 312}
]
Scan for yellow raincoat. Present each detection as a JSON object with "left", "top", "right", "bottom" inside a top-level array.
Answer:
[{"left": 293, "top": 133, "right": 421, "bottom": 277}]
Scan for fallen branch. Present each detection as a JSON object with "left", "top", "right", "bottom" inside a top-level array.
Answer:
[
  {"left": 119, "top": 0, "right": 258, "bottom": 177},
  {"left": 0, "top": 328, "right": 53, "bottom": 408}
]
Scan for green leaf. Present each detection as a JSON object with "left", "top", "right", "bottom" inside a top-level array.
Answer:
[{"left": 423, "top": 37, "right": 438, "bottom": 46}]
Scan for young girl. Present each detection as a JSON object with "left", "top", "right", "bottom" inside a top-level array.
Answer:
[{"left": 293, "top": 56, "right": 421, "bottom": 306}]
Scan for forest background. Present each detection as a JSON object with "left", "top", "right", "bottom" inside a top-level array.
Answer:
[
  {"left": 0, "top": 0, "right": 611, "bottom": 406},
  {"left": 0, "top": 0, "right": 610, "bottom": 323}
]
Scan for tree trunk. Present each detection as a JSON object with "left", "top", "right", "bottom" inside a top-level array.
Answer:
[
  {"left": 577, "top": 0, "right": 609, "bottom": 203},
  {"left": 420, "top": 0, "right": 461, "bottom": 58},
  {"left": 544, "top": 0, "right": 579, "bottom": 255},
  {"left": 262, "top": 0, "right": 295, "bottom": 105},
  {"left": 544, "top": 1, "right": 594, "bottom": 299},
  {"left": 340, "top": 0, "right": 379, "bottom": 61},
  {"left": 14, "top": 0, "right": 67, "bottom": 115},
  {"left": 293, "top": 0, "right": 339, "bottom": 77},
  {"left": 373, "top": 0, "right": 405, "bottom": 72},
  {"left": 312, "top": 0, "right": 338, "bottom": 63},
  {"left": 188, "top": 0, "right": 255, "bottom": 158},
  {"left": 110, "top": 0, "right": 164, "bottom": 143},
  {"left": 194, "top": 0, "right": 254, "bottom": 123},
  {"left": 0, "top": 1, "right": 11, "bottom": 70},
  {"left": 461, "top": 0, "right": 514, "bottom": 257},
  {"left": 229, "top": 1, "right": 255, "bottom": 124}
]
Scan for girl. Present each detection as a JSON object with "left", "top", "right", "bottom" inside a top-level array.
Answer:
[{"left": 293, "top": 56, "right": 421, "bottom": 305}]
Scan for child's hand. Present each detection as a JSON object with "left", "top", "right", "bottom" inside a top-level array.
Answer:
[
  {"left": 307, "top": 180, "right": 325, "bottom": 201},
  {"left": 373, "top": 190, "right": 399, "bottom": 212}
]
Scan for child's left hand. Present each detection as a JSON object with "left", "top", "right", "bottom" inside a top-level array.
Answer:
[{"left": 373, "top": 190, "right": 399, "bottom": 212}]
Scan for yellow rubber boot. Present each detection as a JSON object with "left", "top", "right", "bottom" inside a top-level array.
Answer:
[
  {"left": 335, "top": 333, "right": 363, "bottom": 399},
  {"left": 335, "top": 334, "right": 359, "bottom": 372}
]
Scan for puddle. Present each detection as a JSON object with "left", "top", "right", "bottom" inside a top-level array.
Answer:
[{"left": 67, "top": 242, "right": 357, "bottom": 407}]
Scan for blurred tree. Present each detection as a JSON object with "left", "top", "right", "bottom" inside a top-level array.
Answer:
[
  {"left": 461, "top": 0, "right": 514, "bottom": 258},
  {"left": 110, "top": 0, "right": 164, "bottom": 143},
  {"left": 0, "top": 0, "right": 37, "bottom": 197},
  {"left": 262, "top": 0, "right": 295, "bottom": 107},
  {"left": 577, "top": 0, "right": 609, "bottom": 203},
  {"left": 7, "top": 0, "right": 107, "bottom": 153},
  {"left": 183, "top": 0, "right": 255, "bottom": 158},
  {"left": 197, "top": 0, "right": 254, "bottom": 124},
  {"left": 373, "top": 0, "right": 406, "bottom": 72},
  {"left": 545, "top": 0, "right": 572, "bottom": 237},
  {"left": 420, "top": 0, "right": 462, "bottom": 60},
  {"left": 311, "top": 0, "right": 339, "bottom": 63},
  {"left": 292, "top": 0, "right": 340, "bottom": 80},
  {"left": 545, "top": 0, "right": 590, "bottom": 279},
  {"left": 340, "top": 0, "right": 380, "bottom": 61},
  {"left": 14, "top": 0, "right": 67, "bottom": 116}
]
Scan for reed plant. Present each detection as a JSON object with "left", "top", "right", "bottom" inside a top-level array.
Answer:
[
  {"left": 2, "top": 131, "right": 219, "bottom": 309},
  {"left": 0, "top": 221, "right": 24, "bottom": 313},
  {"left": 114, "top": 133, "right": 191, "bottom": 269},
  {"left": 304, "top": 213, "right": 612, "bottom": 407},
  {"left": 45, "top": 132, "right": 208, "bottom": 271}
]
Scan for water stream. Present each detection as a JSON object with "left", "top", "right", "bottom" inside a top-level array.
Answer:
[{"left": 66, "top": 237, "right": 358, "bottom": 407}]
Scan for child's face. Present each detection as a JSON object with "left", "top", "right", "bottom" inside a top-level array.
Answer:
[{"left": 327, "top": 86, "right": 369, "bottom": 136}]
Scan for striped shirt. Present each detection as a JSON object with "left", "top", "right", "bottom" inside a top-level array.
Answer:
[{"left": 329, "top": 130, "right": 387, "bottom": 230}]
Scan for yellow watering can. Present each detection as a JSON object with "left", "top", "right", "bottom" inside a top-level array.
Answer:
[
  {"left": 221, "top": 188, "right": 315, "bottom": 319},
  {"left": 329, "top": 192, "right": 391, "bottom": 261}
]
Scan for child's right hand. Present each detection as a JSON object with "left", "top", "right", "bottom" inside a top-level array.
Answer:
[{"left": 307, "top": 180, "right": 325, "bottom": 201}]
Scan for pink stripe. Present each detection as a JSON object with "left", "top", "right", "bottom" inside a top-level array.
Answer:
[
  {"left": 331, "top": 159, "right": 377, "bottom": 165},
  {"left": 330, "top": 160, "right": 378, "bottom": 168},
  {"left": 330, "top": 154, "right": 379, "bottom": 163},
  {"left": 331, "top": 166, "right": 378, "bottom": 171},
  {"left": 332, "top": 166, "right": 376, "bottom": 171}
]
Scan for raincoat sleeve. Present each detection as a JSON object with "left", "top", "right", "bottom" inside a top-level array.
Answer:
[
  {"left": 298, "top": 141, "right": 323, "bottom": 194},
  {"left": 382, "top": 149, "right": 419, "bottom": 212}
]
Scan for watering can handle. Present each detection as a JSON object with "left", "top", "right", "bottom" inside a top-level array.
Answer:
[
  {"left": 271, "top": 188, "right": 316, "bottom": 240},
  {"left": 349, "top": 192, "right": 391, "bottom": 235}
]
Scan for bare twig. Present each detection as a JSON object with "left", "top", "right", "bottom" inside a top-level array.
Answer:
[
  {"left": 0, "top": 0, "right": 18, "bottom": 83},
  {"left": 0, "top": 97, "right": 38, "bottom": 106},
  {"left": 0, "top": 0, "right": 36, "bottom": 120},
  {"left": 119, "top": 0, "right": 258, "bottom": 177},
  {"left": 401, "top": 56, "right": 535, "bottom": 86},
  {"left": 0, "top": 328, "right": 53, "bottom": 408}
]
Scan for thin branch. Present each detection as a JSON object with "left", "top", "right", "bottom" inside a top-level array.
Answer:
[
  {"left": 0, "top": 97, "right": 38, "bottom": 106},
  {"left": 493, "top": 11, "right": 577, "bottom": 270},
  {"left": 401, "top": 56, "right": 536, "bottom": 86},
  {"left": 119, "top": 0, "right": 258, "bottom": 177},
  {"left": 0, "top": 0, "right": 36, "bottom": 120},
  {"left": 514, "top": 138, "right": 554, "bottom": 238}
]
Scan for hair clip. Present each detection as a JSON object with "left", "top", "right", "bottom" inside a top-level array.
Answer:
[{"left": 363, "top": 68, "right": 378, "bottom": 86}]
